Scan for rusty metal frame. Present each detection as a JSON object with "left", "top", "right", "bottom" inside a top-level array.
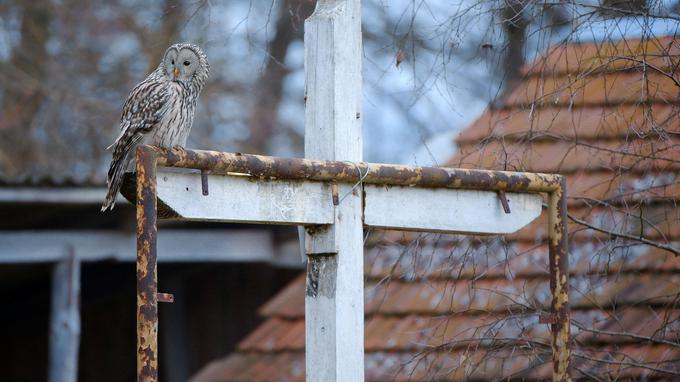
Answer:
[{"left": 133, "top": 145, "right": 571, "bottom": 382}]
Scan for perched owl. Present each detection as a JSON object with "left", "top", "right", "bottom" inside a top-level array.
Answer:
[{"left": 101, "top": 43, "right": 209, "bottom": 211}]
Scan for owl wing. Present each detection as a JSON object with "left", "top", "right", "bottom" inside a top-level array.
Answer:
[
  {"left": 107, "top": 78, "right": 169, "bottom": 149},
  {"left": 102, "top": 77, "right": 169, "bottom": 211},
  {"left": 121, "top": 79, "right": 169, "bottom": 129}
]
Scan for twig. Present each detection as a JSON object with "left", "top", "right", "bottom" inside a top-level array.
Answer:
[
  {"left": 572, "top": 320, "right": 680, "bottom": 348},
  {"left": 609, "top": 55, "right": 680, "bottom": 89},
  {"left": 567, "top": 212, "right": 680, "bottom": 257},
  {"left": 573, "top": 352, "right": 680, "bottom": 377}
]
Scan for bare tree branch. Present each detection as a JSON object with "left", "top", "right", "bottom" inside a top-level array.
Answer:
[{"left": 567, "top": 211, "right": 680, "bottom": 257}]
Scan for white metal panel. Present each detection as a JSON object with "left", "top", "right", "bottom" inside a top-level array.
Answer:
[
  {"left": 157, "top": 171, "right": 334, "bottom": 225},
  {"left": 364, "top": 185, "right": 542, "bottom": 234}
]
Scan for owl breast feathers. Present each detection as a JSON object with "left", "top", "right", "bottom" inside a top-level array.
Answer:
[{"left": 101, "top": 43, "right": 209, "bottom": 211}]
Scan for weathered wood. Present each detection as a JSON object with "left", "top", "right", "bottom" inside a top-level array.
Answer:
[
  {"left": 364, "top": 185, "right": 542, "bottom": 234},
  {"left": 0, "top": 230, "right": 295, "bottom": 264},
  {"left": 304, "top": 0, "right": 364, "bottom": 381},
  {"left": 48, "top": 250, "right": 81, "bottom": 382},
  {"left": 156, "top": 171, "right": 334, "bottom": 225},
  {"left": 0, "top": 187, "right": 123, "bottom": 204}
]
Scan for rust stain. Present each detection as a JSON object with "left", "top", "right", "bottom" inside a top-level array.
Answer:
[
  {"left": 139, "top": 301, "right": 157, "bottom": 322},
  {"left": 138, "top": 346, "right": 157, "bottom": 382}
]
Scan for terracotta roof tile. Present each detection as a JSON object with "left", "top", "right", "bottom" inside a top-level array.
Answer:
[
  {"left": 579, "top": 307, "right": 680, "bottom": 344},
  {"left": 450, "top": 137, "right": 680, "bottom": 173},
  {"left": 376, "top": 349, "right": 545, "bottom": 381},
  {"left": 209, "top": 307, "right": 680, "bottom": 356},
  {"left": 567, "top": 345, "right": 680, "bottom": 379},
  {"left": 523, "top": 36, "right": 680, "bottom": 76},
  {"left": 258, "top": 274, "right": 305, "bottom": 319},
  {"left": 509, "top": 204, "right": 680, "bottom": 243},
  {"left": 457, "top": 104, "right": 679, "bottom": 144},
  {"left": 564, "top": 171, "right": 680, "bottom": 204},
  {"left": 199, "top": 353, "right": 304, "bottom": 382},
  {"left": 366, "top": 236, "right": 680, "bottom": 281},
  {"left": 237, "top": 317, "right": 304, "bottom": 352},
  {"left": 254, "top": 268, "right": 680, "bottom": 319},
  {"left": 505, "top": 71, "right": 680, "bottom": 108},
  {"left": 571, "top": 273, "right": 680, "bottom": 308}
]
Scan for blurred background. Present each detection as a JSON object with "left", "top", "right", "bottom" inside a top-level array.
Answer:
[{"left": 1, "top": 1, "right": 679, "bottom": 381}]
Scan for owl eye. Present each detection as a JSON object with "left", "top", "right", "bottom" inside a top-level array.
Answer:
[
  {"left": 183, "top": 61, "right": 191, "bottom": 66},
  {"left": 171, "top": 59, "right": 175, "bottom": 65}
]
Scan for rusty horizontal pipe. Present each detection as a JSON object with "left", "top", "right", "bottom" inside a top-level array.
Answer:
[{"left": 147, "top": 146, "right": 563, "bottom": 194}]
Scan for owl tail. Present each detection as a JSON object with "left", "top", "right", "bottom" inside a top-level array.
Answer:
[
  {"left": 101, "top": 136, "right": 139, "bottom": 212},
  {"left": 101, "top": 154, "right": 129, "bottom": 212}
]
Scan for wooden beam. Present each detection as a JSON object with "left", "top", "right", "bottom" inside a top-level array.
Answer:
[
  {"left": 363, "top": 185, "right": 542, "bottom": 234},
  {"left": 304, "top": 1, "right": 364, "bottom": 381},
  {"left": 48, "top": 251, "right": 81, "bottom": 382},
  {"left": 156, "top": 171, "right": 334, "bottom": 225},
  {"left": 0, "top": 187, "right": 124, "bottom": 204},
  {"left": 0, "top": 230, "right": 301, "bottom": 265}
]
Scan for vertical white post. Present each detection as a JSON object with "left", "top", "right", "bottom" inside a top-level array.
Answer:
[
  {"left": 48, "top": 250, "right": 81, "bottom": 382},
  {"left": 304, "top": 0, "right": 363, "bottom": 381}
]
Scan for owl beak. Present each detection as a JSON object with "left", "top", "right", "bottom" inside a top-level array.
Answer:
[{"left": 172, "top": 67, "right": 180, "bottom": 79}]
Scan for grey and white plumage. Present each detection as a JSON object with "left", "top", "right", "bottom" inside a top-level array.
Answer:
[{"left": 101, "top": 43, "right": 209, "bottom": 211}]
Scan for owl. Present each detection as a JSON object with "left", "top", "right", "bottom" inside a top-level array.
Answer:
[{"left": 101, "top": 43, "right": 209, "bottom": 211}]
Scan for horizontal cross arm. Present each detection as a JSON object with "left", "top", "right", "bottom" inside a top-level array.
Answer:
[{"left": 153, "top": 171, "right": 542, "bottom": 235}]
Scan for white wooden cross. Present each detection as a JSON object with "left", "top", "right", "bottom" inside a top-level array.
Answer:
[{"left": 151, "top": 1, "right": 544, "bottom": 380}]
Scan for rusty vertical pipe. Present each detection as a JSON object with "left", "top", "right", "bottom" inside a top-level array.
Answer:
[
  {"left": 548, "top": 176, "right": 571, "bottom": 381},
  {"left": 136, "top": 145, "right": 159, "bottom": 382}
]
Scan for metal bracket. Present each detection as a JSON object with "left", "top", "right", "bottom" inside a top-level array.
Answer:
[
  {"left": 201, "top": 170, "right": 209, "bottom": 196},
  {"left": 331, "top": 183, "right": 339, "bottom": 206},
  {"left": 156, "top": 293, "right": 174, "bottom": 303},
  {"left": 497, "top": 190, "right": 511, "bottom": 214}
]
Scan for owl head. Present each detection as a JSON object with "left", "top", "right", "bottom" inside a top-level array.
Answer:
[{"left": 161, "top": 43, "right": 210, "bottom": 86}]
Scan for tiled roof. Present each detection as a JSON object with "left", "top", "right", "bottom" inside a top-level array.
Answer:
[{"left": 191, "top": 37, "right": 680, "bottom": 381}]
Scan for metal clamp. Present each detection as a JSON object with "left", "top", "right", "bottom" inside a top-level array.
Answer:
[
  {"left": 497, "top": 190, "right": 511, "bottom": 213},
  {"left": 156, "top": 293, "right": 174, "bottom": 303},
  {"left": 331, "top": 183, "right": 339, "bottom": 206},
  {"left": 201, "top": 170, "right": 209, "bottom": 196}
]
